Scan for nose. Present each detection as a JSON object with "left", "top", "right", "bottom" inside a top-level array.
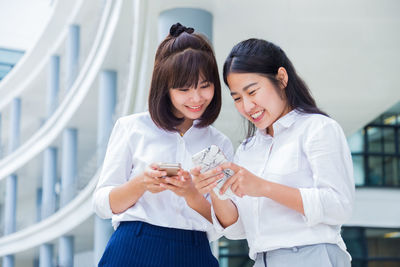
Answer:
[
  {"left": 242, "top": 96, "right": 255, "bottom": 113},
  {"left": 190, "top": 89, "right": 202, "bottom": 102}
]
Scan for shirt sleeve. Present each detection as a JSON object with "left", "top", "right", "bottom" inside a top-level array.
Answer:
[
  {"left": 92, "top": 118, "right": 133, "bottom": 219},
  {"left": 300, "top": 120, "right": 355, "bottom": 226},
  {"left": 210, "top": 198, "right": 247, "bottom": 240}
]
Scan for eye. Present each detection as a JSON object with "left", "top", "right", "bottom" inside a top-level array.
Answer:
[
  {"left": 233, "top": 97, "right": 241, "bottom": 102},
  {"left": 200, "top": 82, "right": 211, "bottom": 89},
  {"left": 177, "top": 88, "right": 189, "bottom": 92},
  {"left": 248, "top": 88, "right": 259, "bottom": 95}
]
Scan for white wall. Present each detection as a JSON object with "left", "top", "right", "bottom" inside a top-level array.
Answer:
[{"left": 0, "top": 0, "right": 52, "bottom": 50}]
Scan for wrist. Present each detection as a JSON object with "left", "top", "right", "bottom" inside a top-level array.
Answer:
[
  {"left": 184, "top": 190, "right": 203, "bottom": 205},
  {"left": 132, "top": 174, "right": 147, "bottom": 193},
  {"left": 260, "top": 179, "right": 271, "bottom": 198}
]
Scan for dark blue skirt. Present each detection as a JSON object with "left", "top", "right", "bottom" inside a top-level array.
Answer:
[{"left": 98, "top": 221, "right": 219, "bottom": 267}]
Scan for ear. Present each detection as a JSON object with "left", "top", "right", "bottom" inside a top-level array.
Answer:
[{"left": 276, "top": 67, "right": 288, "bottom": 89}]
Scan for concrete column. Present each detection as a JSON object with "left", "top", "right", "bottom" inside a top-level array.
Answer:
[
  {"left": 47, "top": 55, "right": 60, "bottom": 116},
  {"left": 41, "top": 147, "right": 57, "bottom": 219},
  {"left": 66, "top": 25, "right": 80, "bottom": 91},
  {"left": 3, "top": 98, "right": 21, "bottom": 267},
  {"left": 3, "top": 255, "right": 14, "bottom": 267},
  {"left": 39, "top": 244, "right": 54, "bottom": 267},
  {"left": 0, "top": 113, "right": 2, "bottom": 159},
  {"left": 59, "top": 236, "right": 74, "bottom": 267},
  {"left": 36, "top": 188, "right": 42, "bottom": 222},
  {"left": 60, "top": 128, "right": 78, "bottom": 206},
  {"left": 97, "top": 70, "right": 117, "bottom": 165},
  {"left": 158, "top": 8, "right": 213, "bottom": 43},
  {"left": 8, "top": 98, "right": 21, "bottom": 153},
  {"left": 94, "top": 70, "right": 117, "bottom": 264}
]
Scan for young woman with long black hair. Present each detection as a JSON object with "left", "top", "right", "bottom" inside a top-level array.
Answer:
[{"left": 192, "top": 39, "right": 355, "bottom": 267}]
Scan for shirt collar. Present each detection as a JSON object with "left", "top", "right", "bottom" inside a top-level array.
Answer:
[{"left": 257, "top": 109, "right": 300, "bottom": 137}]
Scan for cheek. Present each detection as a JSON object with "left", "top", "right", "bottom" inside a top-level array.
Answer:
[
  {"left": 203, "top": 88, "right": 214, "bottom": 101},
  {"left": 234, "top": 102, "right": 247, "bottom": 116}
]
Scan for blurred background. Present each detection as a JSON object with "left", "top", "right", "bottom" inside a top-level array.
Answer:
[{"left": 0, "top": 0, "right": 399, "bottom": 266}]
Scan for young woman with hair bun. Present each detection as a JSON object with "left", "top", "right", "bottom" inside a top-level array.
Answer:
[{"left": 94, "top": 23, "right": 233, "bottom": 267}]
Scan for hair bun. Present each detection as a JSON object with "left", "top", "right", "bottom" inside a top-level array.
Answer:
[{"left": 170, "top": 23, "right": 194, "bottom": 37}]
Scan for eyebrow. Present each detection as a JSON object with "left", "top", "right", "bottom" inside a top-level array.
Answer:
[{"left": 230, "top": 82, "right": 258, "bottom": 96}]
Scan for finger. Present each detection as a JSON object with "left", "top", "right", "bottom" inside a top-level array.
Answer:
[
  {"left": 160, "top": 183, "right": 179, "bottom": 191},
  {"left": 190, "top": 166, "right": 202, "bottom": 176},
  {"left": 148, "top": 184, "right": 165, "bottom": 192},
  {"left": 199, "top": 180, "right": 218, "bottom": 195},
  {"left": 220, "top": 175, "right": 237, "bottom": 194},
  {"left": 145, "top": 169, "right": 167, "bottom": 178},
  {"left": 197, "top": 173, "right": 223, "bottom": 190},
  {"left": 220, "top": 162, "right": 240, "bottom": 173},
  {"left": 165, "top": 177, "right": 184, "bottom": 187},
  {"left": 178, "top": 170, "right": 191, "bottom": 180},
  {"left": 149, "top": 163, "right": 160, "bottom": 170}
]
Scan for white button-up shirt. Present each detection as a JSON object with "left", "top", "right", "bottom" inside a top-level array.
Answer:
[
  {"left": 212, "top": 110, "right": 355, "bottom": 259},
  {"left": 93, "top": 112, "right": 234, "bottom": 240}
]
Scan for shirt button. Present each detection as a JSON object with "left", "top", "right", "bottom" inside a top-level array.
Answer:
[{"left": 292, "top": 247, "right": 299, "bottom": 252}]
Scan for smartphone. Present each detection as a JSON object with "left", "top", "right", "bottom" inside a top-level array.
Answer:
[
  {"left": 192, "top": 145, "right": 235, "bottom": 200},
  {"left": 158, "top": 163, "right": 181, "bottom": 177}
]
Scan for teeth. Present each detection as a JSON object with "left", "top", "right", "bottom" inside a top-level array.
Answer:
[
  {"left": 251, "top": 110, "right": 263, "bottom": 119},
  {"left": 188, "top": 105, "right": 201, "bottom": 109}
]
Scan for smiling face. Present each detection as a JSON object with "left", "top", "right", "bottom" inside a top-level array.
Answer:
[
  {"left": 169, "top": 78, "right": 215, "bottom": 123},
  {"left": 227, "top": 72, "right": 290, "bottom": 134}
]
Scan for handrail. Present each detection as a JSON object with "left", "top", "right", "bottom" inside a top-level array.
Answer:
[
  {"left": 0, "top": 0, "right": 83, "bottom": 110},
  {"left": 0, "top": 0, "right": 122, "bottom": 181},
  {"left": 0, "top": 170, "right": 99, "bottom": 256}
]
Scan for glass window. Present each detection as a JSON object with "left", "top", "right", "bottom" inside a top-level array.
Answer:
[
  {"left": 383, "top": 128, "right": 395, "bottom": 153},
  {"left": 342, "top": 227, "right": 400, "bottom": 267},
  {"left": 218, "top": 237, "right": 252, "bottom": 267},
  {"left": 348, "top": 130, "right": 364, "bottom": 153},
  {"left": 383, "top": 157, "right": 399, "bottom": 186},
  {"left": 367, "top": 156, "right": 383, "bottom": 186},
  {"left": 383, "top": 114, "right": 397, "bottom": 125},
  {"left": 352, "top": 155, "right": 365, "bottom": 186},
  {"left": 367, "top": 127, "right": 382, "bottom": 153}
]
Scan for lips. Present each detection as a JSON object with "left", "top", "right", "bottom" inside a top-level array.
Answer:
[
  {"left": 250, "top": 110, "right": 264, "bottom": 122},
  {"left": 185, "top": 105, "right": 203, "bottom": 112}
]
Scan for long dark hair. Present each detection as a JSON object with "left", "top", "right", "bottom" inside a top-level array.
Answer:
[
  {"left": 148, "top": 23, "right": 221, "bottom": 132},
  {"left": 223, "top": 38, "right": 327, "bottom": 140}
]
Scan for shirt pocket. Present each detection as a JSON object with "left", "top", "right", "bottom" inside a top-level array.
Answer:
[{"left": 267, "top": 142, "right": 299, "bottom": 175}]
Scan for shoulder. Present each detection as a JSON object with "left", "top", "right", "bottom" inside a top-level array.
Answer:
[
  {"left": 116, "top": 111, "right": 157, "bottom": 132},
  {"left": 295, "top": 112, "right": 342, "bottom": 133}
]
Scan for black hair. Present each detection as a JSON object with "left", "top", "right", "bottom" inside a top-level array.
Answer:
[
  {"left": 148, "top": 23, "right": 221, "bottom": 132},
  {"left": 223, "top": 38, "right": 328, "bottom": 139}
]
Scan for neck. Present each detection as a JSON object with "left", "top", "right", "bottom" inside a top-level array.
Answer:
[
  {"left": 176, "top": 118, "right": 194, "bottom": 135},
  {"left": 266, "top": 105, "right": 293, "bottom": 137}
]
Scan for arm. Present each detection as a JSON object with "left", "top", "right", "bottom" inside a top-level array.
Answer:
[
  {"left": 109, "top": 164, "right": 167, "bottom": 214},
  {"left": 93, "top": 119, "right": 167, "bottom": 218},
  {"left": 191, "top": 167, "right": 239, "bottom": 227},
  {"left": 219, "top": 164, "right": 304, "bottom": 215},
  {"left": 160, "top": 170, "right": 213, "bottom": 222},
  {"left": 299, "top": 121, "right": 355, "bottom": 226}
]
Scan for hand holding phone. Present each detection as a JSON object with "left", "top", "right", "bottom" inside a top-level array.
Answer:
[
  {"left": 157, "top": 163, "right": 181, "bottom": 177},
  {"left": 192, "top": 145, "right": 235, "bottom": 200}
]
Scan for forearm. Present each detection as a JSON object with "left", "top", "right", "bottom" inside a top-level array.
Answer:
[
  {"left": 109, "top": 177, "right": 146, "bottom": 214},
  {"left": 211, "top": 192, "right": 239, "bottom": 228},
  {"left": 262, "top": 180, "right": 304, "bottom": 215},
  {"left": 185, "top": 192, "right": 212, "bottom": 222}
]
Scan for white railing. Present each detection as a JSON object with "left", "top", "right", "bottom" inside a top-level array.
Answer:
[
  {"left": 0, "top": 0, "right": 121, "bottom": 181},
  {"left": 0, "top": 0, "right": 82, "bottom": 110}
]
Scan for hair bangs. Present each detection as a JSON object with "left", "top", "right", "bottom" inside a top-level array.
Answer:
[{"left": 165, "top": 49, "right": 216, "bottom": 90}]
